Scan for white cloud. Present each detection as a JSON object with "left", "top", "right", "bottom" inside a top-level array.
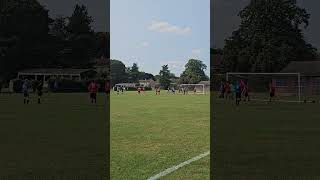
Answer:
[
  {"left": 137, "top": 41, "right": 150, "bottom": 48},
  {"left": 148, "top": 20, "right": 192, "bottom": 35},
  {"left": 160, "top": 60, "right": 185, "bottom": 70},
  {"left": 191, "top": 49, "right": 201, "bottom": 54}
]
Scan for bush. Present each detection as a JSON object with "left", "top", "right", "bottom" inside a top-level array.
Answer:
[
  {"left": 48, "top": 79, "right": 107, "bottom": 93},
  {"left": 211, "top": 74, "right": 226, "bottom": 91},
  {"left": 144, "top": 87, "right": 152, "bottom": 91},
  {"left": 12, "top": 79, "right": 23, "bottom": 93}
]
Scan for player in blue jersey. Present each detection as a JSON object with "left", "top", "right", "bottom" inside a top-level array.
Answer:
[
  {"left": 22, "top": 79, "right": 30, "bottom": 104},
  {"left": 235, "top": 81, "right": 241, "bottom": 105}
]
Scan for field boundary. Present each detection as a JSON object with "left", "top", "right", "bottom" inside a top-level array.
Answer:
[
  {"left": 146, "top": 151, "right": 210, "bottom": 180},
  {"left": 250, "top": 98, "right": 302, "bottom": 103}
]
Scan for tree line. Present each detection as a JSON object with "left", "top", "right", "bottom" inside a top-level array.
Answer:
[
  {"left": 212, "top": 0, "right": 319, "bottom": 73},
  {"left": 0, "top": 0, "right": 109, "bottom": 82},
  {"left": 110, "top": 59, "right": 209, "bottom": 89}
]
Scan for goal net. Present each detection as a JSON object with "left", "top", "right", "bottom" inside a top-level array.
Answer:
[
  {"left": 179, "top": 84, "right": 205, "bottom": 95},
  {"left": 226, "top": 72, "right": 302, "bottom": 102}
]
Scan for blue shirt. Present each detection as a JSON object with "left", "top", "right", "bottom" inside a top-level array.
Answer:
[
  {"left": 22, "top": 82, "right": 28, "bottom": 92},
  {"left": 235, "top": 85, "right": 241, "bottom": 93}
]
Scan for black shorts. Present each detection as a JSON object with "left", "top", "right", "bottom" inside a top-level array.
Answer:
[
  {"left": 270, "top": 92, "right": 275, "bottom": 97},
  {"left": 245, "top": 92, "right": 248, "bottom": 97},
  {"left": 236, "top": 92, "right": 241, "bottom": 98},
  {"left": 90, "top": 93, "right": 97, "bottom": 99},
  {"left": 23, "top": 92, "right": 29, "bottom": 98},
  {"left": 106, "top": 90, "right": 110, "bottom": 94}
]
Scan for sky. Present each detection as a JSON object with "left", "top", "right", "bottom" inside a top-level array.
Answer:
[
  {"left": 111, "top": 0, "right": 210, "bottom": 76},
  {"left": 212, "top": 0, "right": 320, "bottom": 51},
  {"left": 38, "top": 0, "right": 109, "bottom": 32}
]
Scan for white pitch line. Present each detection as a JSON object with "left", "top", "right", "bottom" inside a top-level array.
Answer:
[{"left": 147, "top": 151, "right": 210, "bottom": 180}]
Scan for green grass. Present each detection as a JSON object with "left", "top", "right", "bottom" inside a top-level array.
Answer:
[
  {"left": 0, "top": 93, "right": 107, "bottom": 178},
  {"left": 111, "top": 91, "right": 210, "bottom": 179},
  {"left": 214, "top": 97, "right": 320, "bottom": 178}
]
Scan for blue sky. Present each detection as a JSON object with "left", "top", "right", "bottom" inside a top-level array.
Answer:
[{"left": 111, "top": 0, "right": 210, "bottom": 76}]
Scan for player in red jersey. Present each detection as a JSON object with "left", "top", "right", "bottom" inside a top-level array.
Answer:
[
  {"left": 156, "top": 87, "right": 160, "bottom": 95},
  {"left": 225, "top": 81, "right": 231, "bottom": 100},
  {"left": 269, "top": 81, "right": 275, "bottom": 102},
  {"left": 88, "top": 80, "right": 98, "bottom": 104},
  {"left": 105, "top": 80, "right": 110, "bottom": 96},
  {"left": 243, "top": 82, "right": 250, "bottom": 102},
  {"left": 239, "top": 79, "right": 246, "bottom": 100}
]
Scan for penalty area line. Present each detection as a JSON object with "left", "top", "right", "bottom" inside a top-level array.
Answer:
[{"left": 146, "top": 151, "right": 210, "bottom": 180}]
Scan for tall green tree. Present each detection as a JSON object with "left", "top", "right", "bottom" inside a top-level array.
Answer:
[
  {"left": 180, "top": 59, "right": 208, "bottom": 84},
  {"left": 0, "top": 0, "right": 53, "bottom": 80},
  {"left": 159, "top": 65, "right": 171, "bottom": 89},
  {"left": 67, "top": 4, "right": 93, "bottom": 35},
  {"left": 65, "top": 4, "right": 95, "bottom": 66},
  {"left": 0, "top": 0, "right": 51, "bottom": 39},
  {"left": 128, "top": 63, "right": 140, "bottom": 83},
  {"left": 223, "top": 0, "right": 318, "bottom": 72},
  {"left": 139, "top": 72, "right": 155, "bottom": 81},
  {"left": 51, "top": 16, "right": 68, "bottom": 40},
  {"left": 110, "top": 60, "right": 127, "bottom": 86}
]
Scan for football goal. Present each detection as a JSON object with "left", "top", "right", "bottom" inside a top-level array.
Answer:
[
  {"left": 180, "top": 84, "right": 206, "bottom": 95},
  {"left": 226, "top": 72, "right": 302, "bottom": 102}
]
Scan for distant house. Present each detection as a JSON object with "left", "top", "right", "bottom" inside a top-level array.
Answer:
[
  {"left": 89, "top": 56, "right": 109, "bottom": 76},
  {"left": 277, "top": 61, "right": 320, "bottom": 96},
  {"left": 115, "top": 83, "right": 137, "bottom": 88},
  {"left": 139, "top": 79, "right": 156, "bottom": 89},
  {"left": 199, "top": 81, "right": 210, "bottom": 91},
  {"left": 17, "top": 68, "right": 97, "bottom": 82}
]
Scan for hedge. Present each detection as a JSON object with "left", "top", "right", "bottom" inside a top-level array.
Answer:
[{"left": 48, "top": 79, "right": 107, "bottom": 93}]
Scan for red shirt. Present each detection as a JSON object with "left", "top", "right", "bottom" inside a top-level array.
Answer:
[
  {"left": 240, "top": 80, "right": 245, "bottom": 90},
  {"left": 105, "top": 81, "right": 110, "bottom": 91},
  {"left": 225, "top": 83, "right": 231, "bottom": 92},
  {"left": 269, "top": 83, "right": 275, "bottom": 92},
  {"left": 88, "top": 82, "right": 98, "bottom": 93}
]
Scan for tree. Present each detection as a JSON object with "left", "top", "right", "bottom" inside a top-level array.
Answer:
[
  {"left": 128, "top": 63, "right": 140, "bottom": 83},
  {"left": 110, "top": 60, "right": 127, "bottom": 86},
  {"left": 159, "top": 65, "right": 172, "bottom": 89},
  {"left": 139, "top": 72, "right": 155, "bottom": 81},
  {"left": 0, "top": 0, "right": 53, "bottom": 80},
  {"left": 65, "top": 4, "right": 95, "bottom": 66},
  {"left": 0, "top": 0, "right": 51, "bottom": 39},
  {"left": 222, "top": 0, "right": 318, "bottom": 73},
  {"left": 180, "top": 59, "right": 208, "bottom": 84},
  {"left": 67, "top": 4, "right": 93, "bottom": 35},
  {"left": 51, "top": 16, "right": 68, "bottom": 40}
]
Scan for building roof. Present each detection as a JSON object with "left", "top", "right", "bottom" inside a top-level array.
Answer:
[
  {"left": 18, "top": 68, "right": 96, "bottom": 75},
  {"left": 281, "top": 61, "right": 320, "bottom": 76},
  {"left": 199, "top": 81, "right": 210, "bottom": 85},
  {"left": 115, "top": 83, "right": 137, "bottom": 87},
  {"left": 139, "top": 79, "right": 154, "bottom": 82}
]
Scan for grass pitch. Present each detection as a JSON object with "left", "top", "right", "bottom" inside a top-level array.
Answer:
[
  {"left": 214, "top": 96, "right": 320, "bottom": 178},
  {"left": 111, "top": 91, "right": 210, "bottom": 179},
  {"left": 0, "top": 93, "right": 107, "bottom": 178}
]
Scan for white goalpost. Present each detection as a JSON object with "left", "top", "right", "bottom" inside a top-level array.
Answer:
[
  {"left": 226, "top": 72, "right": 302, "bottom": 103},
  {"left": 180, "top": 84, "right": 206, "bottom": 95}
]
